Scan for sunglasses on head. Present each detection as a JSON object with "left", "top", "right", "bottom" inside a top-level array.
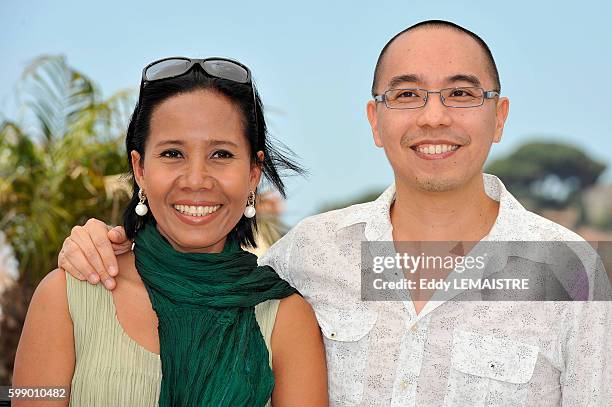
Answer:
[
  {"left": 139, "top": 56, "right": 259, "bottom": 141},
  {"left": 142, "top": 57, "right": 252, "bottom": 84}
]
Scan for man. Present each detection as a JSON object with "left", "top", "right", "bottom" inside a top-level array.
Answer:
[{"left": 58, "top": 20, "right": 610, "bottom": 406}]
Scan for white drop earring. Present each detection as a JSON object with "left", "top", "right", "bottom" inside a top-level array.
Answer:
[
  {"left": 135, "top": 188, "right": 149, "bottom": 216},
  {"left": 243, "top": 191, "right": 256, "bottom": 218}
]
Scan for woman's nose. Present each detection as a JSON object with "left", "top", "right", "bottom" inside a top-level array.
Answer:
[{"left": 181, "top": 159, "right": 216, "bottom": 190}]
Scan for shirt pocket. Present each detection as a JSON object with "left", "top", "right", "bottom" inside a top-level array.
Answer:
[
  {"left": 444, "top": 329, "right": 539, "bottom": 407},
  {"left": 316, "top": 306, "right": 378, "bottom": 406}
]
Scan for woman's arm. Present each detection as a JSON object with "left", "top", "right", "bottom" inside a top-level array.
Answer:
[
  {"left": 12, "top": 270, "right": 75, "bottom": 407},
  {"left": 271, "top": 294, "right": 328, "bottom": 407}
]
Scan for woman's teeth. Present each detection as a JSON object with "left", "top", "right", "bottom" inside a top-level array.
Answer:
[
  {"left": 415, "top": 144, "right": 459, "bottom": 155},
  {"left": 173, "top": 204, "right": 221, "bottom": 217}
]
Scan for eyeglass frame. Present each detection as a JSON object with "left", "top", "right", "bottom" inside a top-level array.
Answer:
[
  {"left": 137, "top": 56, "right": 260, "bottom": 146},
  {"left": 373, "top": 87, "right": 500, "bottom": 109}
]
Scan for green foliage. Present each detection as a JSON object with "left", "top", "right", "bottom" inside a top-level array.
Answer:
[
  {"left": 486, "top": 141, "right": 606, "bottom": 208},
  {"left": 316, "top": 189, "right": 384, "bottom": 214},
  {"left": 594, "top": 206, "right": 612, "bottom": 231},
  {"left": 0, "top": 55, "right": 134, "bottom": 284}
]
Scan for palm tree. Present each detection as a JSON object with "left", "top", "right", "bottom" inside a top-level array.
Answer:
[{"left": 0, "top": 55, "right": 133, "bottom": 383}]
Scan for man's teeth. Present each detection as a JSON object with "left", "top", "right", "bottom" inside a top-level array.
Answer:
[
  {"left": 173, "top": 204, "right": 221, "bottom": 217},
  {"left": 416, "top": 144, "right": 459, "bottom": 155}
]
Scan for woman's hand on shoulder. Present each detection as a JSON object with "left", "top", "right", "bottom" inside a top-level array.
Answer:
[{"left": 271, "top": 294, "right": 328, "bottom": 407}]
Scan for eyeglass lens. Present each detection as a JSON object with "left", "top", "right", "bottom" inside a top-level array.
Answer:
[
  {"left": 145, "top": 58, "right": 191, "bottom": 81},
  {"left": 385, "top": 87, "right": 485, "bottom": 108},
  {"left": 201, "top": 60, "right": 249, "bottom": 83}
]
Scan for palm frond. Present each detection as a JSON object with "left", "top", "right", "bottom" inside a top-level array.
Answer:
[{"left": 3, "top": 55, "right": 132, "bottom": 282}]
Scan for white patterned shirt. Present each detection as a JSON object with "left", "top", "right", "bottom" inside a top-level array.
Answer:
[{"left": 259, "top": 174, "right": 611, "bottom": 407}]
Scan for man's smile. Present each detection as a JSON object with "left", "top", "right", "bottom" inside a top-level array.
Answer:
[{"left": 410, "top": 141, "right": 461, "bottom": 160}]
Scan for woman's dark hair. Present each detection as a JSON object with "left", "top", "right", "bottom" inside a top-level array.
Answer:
[{"left": 123, "top": 66, "right": 304, "bottom": 248}]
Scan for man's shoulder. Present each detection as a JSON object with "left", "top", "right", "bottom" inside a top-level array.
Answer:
[
  {"left": 289, "top": 200, "right": 376, "bottom": 237},
  {"left": 259, "top": 201, "right": 377, "bottom": 271},
  {"left": 513, "top": 208, "right": 585, "bottom": 242},
  {"left": 263, "top": 200, "right": 376, "bottom": 259}
]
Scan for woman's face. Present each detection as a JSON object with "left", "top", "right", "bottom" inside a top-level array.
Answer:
[{"left": 131, "top": 89, "right": 262, "bottom": 253}]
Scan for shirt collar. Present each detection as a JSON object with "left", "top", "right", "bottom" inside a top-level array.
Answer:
[
  {"left": 336, "top": 184, "right": 395, "bottom": 241},
  {"left": 481, "top": 173, "right": 527, "bottom": 240},
  {"left": 336, "top": 173, "right": 527, "bottom": 241}
]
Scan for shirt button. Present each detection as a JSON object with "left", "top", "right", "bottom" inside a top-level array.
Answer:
[
  {"left": 330, "top": 332, "right": 336, "bottom": 338},
  {"left": 400, "top": 380, "right": 409, "bottom": 390},
  {"left": 410, "top": 324, "right": 418, "bottom": 332}
]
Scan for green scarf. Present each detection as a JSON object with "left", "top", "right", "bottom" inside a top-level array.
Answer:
[{"left": 133, "top": 223, "right": 297, "bottom": 406}]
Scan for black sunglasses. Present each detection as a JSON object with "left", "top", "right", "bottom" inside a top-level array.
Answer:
[{"left": 138, "top": 57, "right": 259, "bottom": 141}]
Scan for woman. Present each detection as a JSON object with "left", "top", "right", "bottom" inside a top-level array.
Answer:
[{"left": 13, "top": 57, "right": 328, "bottom": 406}]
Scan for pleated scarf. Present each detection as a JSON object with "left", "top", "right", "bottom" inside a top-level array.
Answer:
[{"left": 133, "top": 223, "right": 297, "bottom": 406}]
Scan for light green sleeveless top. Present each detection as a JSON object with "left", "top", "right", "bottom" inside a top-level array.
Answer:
[{"left": 65, "top": 272, "right": 279, "bottom": 406}]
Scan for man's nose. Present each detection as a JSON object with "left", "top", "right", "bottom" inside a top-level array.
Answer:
[{"left": 415, "top": 92, "right": 452, "bottom": 128}]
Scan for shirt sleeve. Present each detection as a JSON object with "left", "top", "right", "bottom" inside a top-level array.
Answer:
[
  {"left": 560, "top": 300, "right": 612, "bottom": 406},
  {"left": 257, "top": 223, "right": 300, "bottom": 288}
]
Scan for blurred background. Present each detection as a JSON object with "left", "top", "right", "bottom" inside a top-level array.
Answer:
[{"left": 1, "top": 0, "right": 611, "bottom": 383}]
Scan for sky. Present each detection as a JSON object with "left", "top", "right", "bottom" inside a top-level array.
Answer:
[{"left": 2, "top": 0, "right": 611, "bottom": 226}]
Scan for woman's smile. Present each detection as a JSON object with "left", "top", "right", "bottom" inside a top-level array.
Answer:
[{"left": 171, "top": 201, "right": 223, "bottom": 226}]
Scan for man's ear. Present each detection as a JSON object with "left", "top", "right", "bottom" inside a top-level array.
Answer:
[
  {"left": 130, "top": 150, "right": 145, "bottom": 189},
  {"left": 367, "top": 100, "right": 384, "bottom": 148},
  {"left": 493, "top": 97, "right": 510, "bottom": 143},
  {"left": 250, "top": 151, "right": 264, "bottom": 190}
]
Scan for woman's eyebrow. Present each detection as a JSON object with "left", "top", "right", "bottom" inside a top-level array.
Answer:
[
  {"left": 207, "top": 140, "right": 239, "bottom": 148},
  {"left": 153, "top": 139, "right": 239, "bottom": 148},
  {"left": 154, "top": 139, "right": 185, "bottom": 148}
]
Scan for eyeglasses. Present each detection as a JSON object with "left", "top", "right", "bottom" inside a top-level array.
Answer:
[
  {"left": 139, "top": 57, "right": 259, "bottom": 141},
  {"left": 373, "top": 87, "right": 499, "bottom": 109}
]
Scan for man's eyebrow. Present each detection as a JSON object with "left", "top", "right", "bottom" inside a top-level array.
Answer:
[
  {"left": 387, "top": 74, "right": 422, "bottom": 90},
  {"left": 385, "top": 73, "right": 484, "bottom": 90},
  {"left": 446, "top": 74, "right": 482, "bottom": 87}
]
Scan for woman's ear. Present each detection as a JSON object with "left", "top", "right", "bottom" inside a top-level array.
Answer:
[
  {"left": 130, "top": 150, "right": 145, "bottom": 189},
  {"left": 250, "top": 151, "right": 264, "bottom": 190}
]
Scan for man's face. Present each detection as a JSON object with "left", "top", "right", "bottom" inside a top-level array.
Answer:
[{"left": 367, "top": 28, "right": 509, "bottom": 193}]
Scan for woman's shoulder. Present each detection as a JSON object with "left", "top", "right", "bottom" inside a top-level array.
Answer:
[
  {"left": 62, "top": 266, "right": 117, "bottom": 325},
  {"left": 34, "top": 268, "right": 68, "bottom": 303},
  {"left": 277, "top": 294, "right": 313, "bottom": 318},
  {"left": 274, "top": 294, "right": 320, "bottom": 341},
  {"left": 12, "top": 269, "right": 76, "bottom": 388},
  {"left": 268, "top": 294, "right": 328, "bottom": 404},
  {"left": 19, "top": 269, "right": 73, "bottom": 347},
  {"left": 62, "top": 266, "right": 109, "bottom": 300},
  {"left": 115, "top": 250, "right": 141, "bottom": 284},
  {"left": 255, "top": 294, "right": 319, "bottom": 353}
]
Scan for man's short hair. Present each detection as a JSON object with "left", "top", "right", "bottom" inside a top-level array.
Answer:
[{"left": 371, "top": 20, "right": 501, "bottom": 97}]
